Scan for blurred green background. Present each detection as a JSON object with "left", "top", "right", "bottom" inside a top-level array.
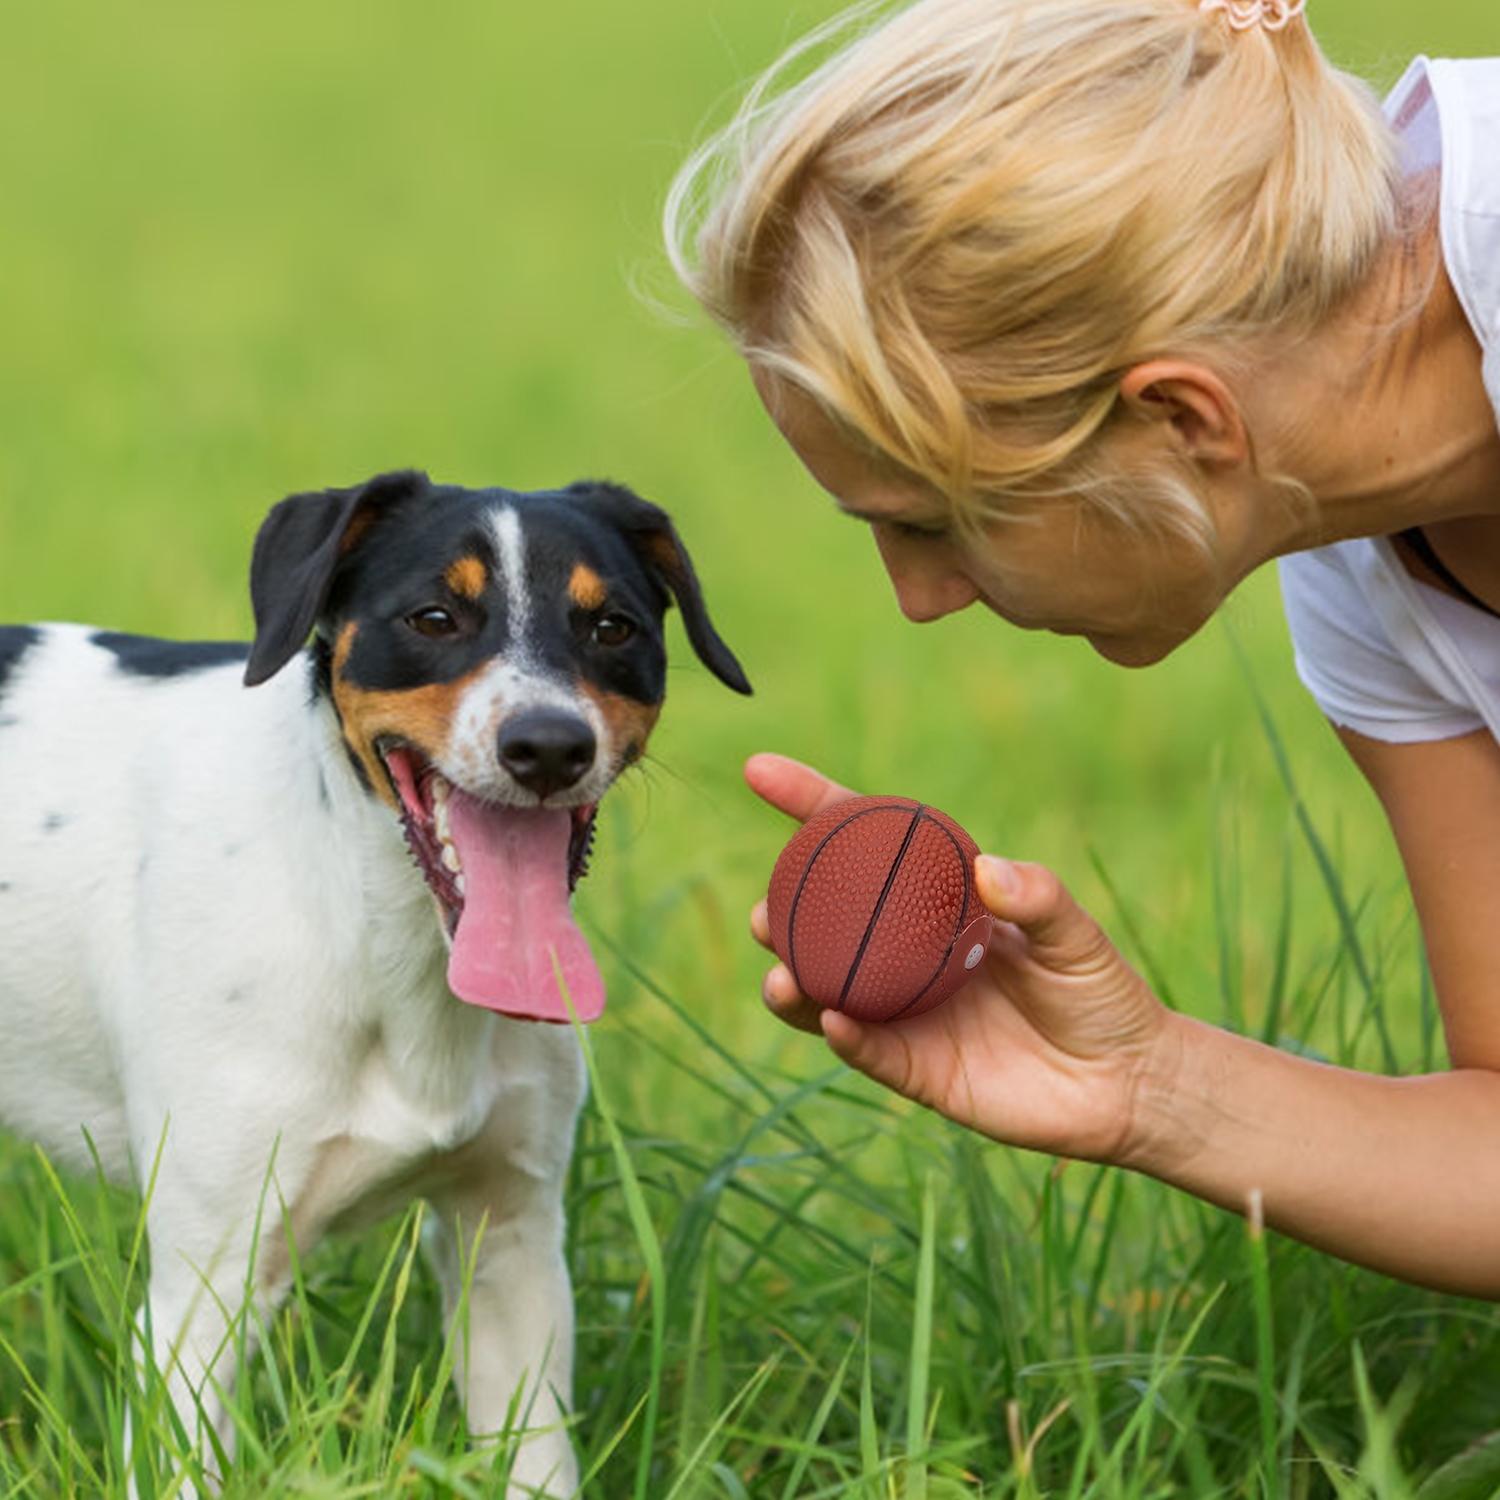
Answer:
[
  {"left": 1, "top": 1, "right": 1497, "bottom": 1491},
  {"left": 1, "top": 0, "right": 1485, "bottom": 1071}
]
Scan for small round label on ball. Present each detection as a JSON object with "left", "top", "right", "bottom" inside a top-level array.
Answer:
[{"left": 964, "top": 943, "right": 986, "bottom": 970}]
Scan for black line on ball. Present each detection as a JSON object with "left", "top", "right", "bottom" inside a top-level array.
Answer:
[
  {"left": 837, "top": 805, "right": 925, "bottom": 1010},
  {"left": 884, "top": 814, "right": 974, "bottom": 1021},
  {"left": 785, "top": 801, "right": 910, "bottom": 996}
]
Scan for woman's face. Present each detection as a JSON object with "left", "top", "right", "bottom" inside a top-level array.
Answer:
[{"left": 758, "top": 379, "right": 1240, "bottom": 667}]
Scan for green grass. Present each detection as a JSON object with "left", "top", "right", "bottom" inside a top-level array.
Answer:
[{"left": 2, "top": 0, "right": 1499, "bottom": 1495}]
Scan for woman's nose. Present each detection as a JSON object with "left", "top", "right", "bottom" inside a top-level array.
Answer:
[{"left": 873, "top": 529, "right": 980, "bottom": 623}]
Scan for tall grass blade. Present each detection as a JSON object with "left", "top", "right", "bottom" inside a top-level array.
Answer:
[
  {"left": 1414, "top": 1431, "right": 1500, "bottom": 1500},
  {"left": 1244, "top": 1190, "right": 1280, "bottom": 1499},
  {"left": 1086, "top": 849, "right": 1178, "bottom": 1009},
  {"left": 904, "top": 1174, "right": 936, "bottom": 1500},
  {"left": 779, "top": 1339, "right": 856, "bottom": 1500},
  {"left": 858, "top": 1266, "right": 883, "bottom": 1498},
  {"left": 659, "top": 1353, "right": 780, "bottom": 1500},
  {"left": 569, "top": 992, "right": 667, "bottom": 1500},
  {"left": 1224, "top": 620, "right": 1397, "bottom": 1071}
]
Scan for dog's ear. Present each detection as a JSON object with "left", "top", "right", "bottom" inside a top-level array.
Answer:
[
  {"left": 567, "top": 481, "right": 752, "bottom": 696},
  {"left": 244, "top": 470, "right": 428, "bottom": 687}
]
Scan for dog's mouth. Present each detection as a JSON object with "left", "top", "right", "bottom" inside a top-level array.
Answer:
[{"left": 378, "top": 742, "right": 604, "bottom": 1024}]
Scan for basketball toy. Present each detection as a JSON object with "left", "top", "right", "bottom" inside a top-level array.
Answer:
[{"left": 766, "top": 796, "right": 994, "bottom": 1022}]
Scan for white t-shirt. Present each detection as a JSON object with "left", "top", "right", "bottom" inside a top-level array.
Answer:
[{"left": 1277, "top": 56, "right": 1500, "bottom": 744}]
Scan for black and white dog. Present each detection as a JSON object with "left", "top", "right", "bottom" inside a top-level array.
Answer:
[{"left": 0, "top": 470, "right": 750, "bottom": 1495}]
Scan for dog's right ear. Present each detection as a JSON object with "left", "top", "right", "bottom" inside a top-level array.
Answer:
[{"left": 243, "top": 470, "right": 428, "bottom": 687}]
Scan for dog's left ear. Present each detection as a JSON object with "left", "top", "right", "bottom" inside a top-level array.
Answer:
[
  {"left": 244, "top": 470, "right": 429, "bottom": 687},
  {"left": 567, "top": 481, "right": 752, "bottom": 696}
]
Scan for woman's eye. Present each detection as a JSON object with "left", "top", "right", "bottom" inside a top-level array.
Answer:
[
  {"left": 406, "top": 607, "right": 459, "bottom": 638},
  {"left": 889, "top": 519, "right": 948, "bottom": 542},
  {"left": 592, "top": 614, "right": 636, "bottom": 647}
]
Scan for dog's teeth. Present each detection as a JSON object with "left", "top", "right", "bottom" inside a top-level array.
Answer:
[
  {"left": 455, "top": 872, "right": 467, "bottom": 898},
  {"left": 434, "top": 799, "right": 451, "bottom": 841},
  {"left": 440, "top": 840, "right": 462, "bottom": 874},
  {"left": 431, "top": 775, "right": 451, "bottom": 806}
]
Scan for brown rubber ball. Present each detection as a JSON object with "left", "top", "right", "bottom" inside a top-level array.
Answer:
[{"left": 766, "top": 796, "right": 994, "bottom": 1023}]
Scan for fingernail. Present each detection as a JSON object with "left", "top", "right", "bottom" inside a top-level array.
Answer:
[
  {"left": 821, "top": 1010, "right": 856, "bottom": 1044},
  {"left": 763, "top": 966, "right": 793, "bottom": 1005},
  {"left": 977, "top": 854, "right": 1019, "bottom": 901}
]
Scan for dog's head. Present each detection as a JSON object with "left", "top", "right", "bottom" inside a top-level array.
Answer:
[{"left": 242, "top": 469, "right": 750, "bottom": 1021}]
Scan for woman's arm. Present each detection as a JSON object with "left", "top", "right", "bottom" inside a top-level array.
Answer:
[
  {"left": 1125, "top": 1015, "right": 1500, "bottom": 1295},
  {"left": 1130, "top": 725, "right": 1500, "bottom": 1294},
  {"left": 1335, "top": 725, "right": 1500, "bottom": 1068},
  {"left": 749, "top": 738, "right": 1500, "bottom": 1298}
]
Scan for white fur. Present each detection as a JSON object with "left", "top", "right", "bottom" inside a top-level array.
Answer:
[
  {"left": 490, "top": 506, "right": 531, "bottom": 648},
  {"left": 437, "top": 503, "right": 619, "bottom": 807},
  {"left": 444, "top": 659, "right": 614, "bottom": 806},
  {"left": 0, "top": 624, "right": 583, "bottom": 1497}
]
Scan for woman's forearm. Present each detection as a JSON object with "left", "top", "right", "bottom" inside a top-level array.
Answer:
[{"left": 1129, "top": 1015, "right": 1500, "bottom": 1296}]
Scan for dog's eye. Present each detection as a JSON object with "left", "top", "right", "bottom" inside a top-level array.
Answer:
[
  {"left": 406, "top": 607, "right": 459, "bottom": 639},
  {"left": 592, "top": 614, "right": 636, "bottom": 647}
]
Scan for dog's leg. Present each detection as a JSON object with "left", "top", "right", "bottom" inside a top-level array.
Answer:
[
  {"left": 424, "top": 1078, "right": 582, "bottom": 1498},
  {"left": 424, "top": 1202, "right": 577, "bottom": 1499},
  {"left": 130, "top": 1193, "right": 284, "bottom": 1496},
  {"left": 123, "top": 1130, "right": 310, "bottom": 1499},
  {"left": 134, "top": 1262, "right": 243, "bottom": 1489}
]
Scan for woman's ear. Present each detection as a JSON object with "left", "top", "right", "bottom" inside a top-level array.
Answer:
[{"left": 1119, "top": 361, "right": 1249, "bottom": 469}]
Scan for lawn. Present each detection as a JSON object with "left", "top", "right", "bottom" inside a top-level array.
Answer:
[{"left": 0, "top": 1, "right": 1497, "bottom": 1495}]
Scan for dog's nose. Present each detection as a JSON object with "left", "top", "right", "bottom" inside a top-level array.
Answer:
[{"left": 497, "top": 709, "right": 597, "bottom": 800}]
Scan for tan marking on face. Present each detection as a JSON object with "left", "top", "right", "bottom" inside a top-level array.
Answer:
[
  {"left": 445, "top": 555, "right": 488, "bottom": 601},
  {"left": 330, "top": 621, "right": 486, "bottom": 808},
  {"left": 568, "top": 563, "right": 608, "bottom": 611},
  {"left": 577, "top": 680, "right": 661, "bottom": 768}
]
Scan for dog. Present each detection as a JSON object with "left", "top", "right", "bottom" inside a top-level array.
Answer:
[{"left": 0, "top": 469, "right": 750, "bottom": 1495}]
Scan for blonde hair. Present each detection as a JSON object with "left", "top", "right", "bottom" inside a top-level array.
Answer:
[{"left": 665, "top": 0, "right": 1401, "bottom": 541}]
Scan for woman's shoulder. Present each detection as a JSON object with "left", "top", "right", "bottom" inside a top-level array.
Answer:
[
  {"left": 1389, "top": 56, "right": 1500, "bottom": 443},
  {"left": 1278, "top": 540, "right": 1490, "bottom": 745},
  {"left": 1278, "top": 539, "right": 1398, "bottom": 664},
  {"left": 1423, "top": 58, "right": 1500, "bottom": 222},
  {"left": 1416, "top": 58, "right": 1500, "bottom": 314}
]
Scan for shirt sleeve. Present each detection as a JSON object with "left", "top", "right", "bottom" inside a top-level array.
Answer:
[{"left": 1277, "top": 548, "right": 1487, "bottom": 744}]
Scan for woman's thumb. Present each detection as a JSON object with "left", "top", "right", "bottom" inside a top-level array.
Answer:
[{"left": 975, "top": 855, "right": 1111, "bottom": 968}]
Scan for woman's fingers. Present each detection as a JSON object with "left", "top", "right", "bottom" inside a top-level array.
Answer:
[
  {"left": 820, "top": 1010, "right": 916, "bottom": 1091},
  {"left": 746, "top": 751, "right": 860, "bottom": 1035},
  {"left": 750, "top": 898, "right": 771, "bottom": 948},
  {"left": 745, "top": 752, "right": 857, "bottom": 824},
  {"left": 974, "top": 854, "right": 1114, "bottom": 971},
  {"left": 761, "top": 961, "right": 825, "bottom": 1034},
  {"left": 753, "top": 901, "right": 821, "bottom": 1030}
]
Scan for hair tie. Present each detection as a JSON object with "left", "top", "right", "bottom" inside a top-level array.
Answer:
[{"left": 1199, "top": 0, "right": 1307, "bottom": 31}]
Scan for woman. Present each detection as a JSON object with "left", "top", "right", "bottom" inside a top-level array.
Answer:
[{"left": 666, "top": 0, "right": 1500, "bottom": 1294}]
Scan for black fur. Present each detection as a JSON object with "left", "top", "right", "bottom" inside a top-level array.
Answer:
[
  {"left": 0, "top": 627, "right": 40, "bottom": 703},
  {"left": 564, "top": 481, "right": 753, "bottom": 697},
  {"left": 245, "top": 472, "right": 752, "bottom": 710},
  {"left": 244, "top": 470, "right": 429, "bottom": 687},
  {"left": 93, "top": 632, "right": 249, "bottom": 679}
]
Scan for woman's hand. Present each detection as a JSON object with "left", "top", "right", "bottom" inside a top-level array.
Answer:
[
  {"left": 747, "top": 752, "right": 1177, "bottom": 1166},
  {"left": 748, "top": 746, "right": 1500, "bottom": 1297}
]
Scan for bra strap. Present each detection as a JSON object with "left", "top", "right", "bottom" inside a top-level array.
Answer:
[{"left": 1397, "top": 527, "right": 1500, "bottom": 622}]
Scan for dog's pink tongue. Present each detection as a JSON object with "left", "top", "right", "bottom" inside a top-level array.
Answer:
[{"left": 445, "top": 796, "right": 604, "bottom": 1023}]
